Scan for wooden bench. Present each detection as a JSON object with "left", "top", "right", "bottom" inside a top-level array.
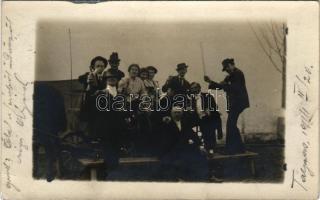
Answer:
[{"left": 78, "top": 151, "right": 258, "bottom": 180}]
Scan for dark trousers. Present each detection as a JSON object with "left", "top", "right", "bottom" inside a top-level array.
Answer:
[
  {"left": 159, "top": 147, "right": 209, "bottom": 181},
  {"left": 200, "top": 118, "right": 216, "bottom": 151},
  {"left": 226, "top": 108, "right": 245, "bottom": 154},
  {"left": 34, "top": 139, "right": 59, "bottom": 182}
]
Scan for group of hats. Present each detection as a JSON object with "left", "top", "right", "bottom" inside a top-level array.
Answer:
[
  {"left": 106, "top": 53, "right": 231, "bottom": 78},
  {"left": 176, "top": 58, "right": 234, "bottom": 72},
  {"left": 105, "top": 52, "right": 160, "bottom": 79}
]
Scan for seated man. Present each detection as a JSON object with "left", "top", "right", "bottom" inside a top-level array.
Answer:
[
  {"left": 158, "top": 106, "right": 209, "bottom": 181},
  {"left": 189, "top": 82, "right": 223, "bottom": 156}
]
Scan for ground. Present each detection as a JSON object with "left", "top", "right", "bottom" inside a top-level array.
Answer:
[{"left": 34, "top": 143, "right": 284, "bottom": 183}]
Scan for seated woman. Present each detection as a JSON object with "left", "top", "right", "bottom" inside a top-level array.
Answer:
[
  {"left": 118, "top": 64, "right": 148, "bottom": 152},
  {"left": 118, "top": 64, "right": 147, "bottom": 109}
]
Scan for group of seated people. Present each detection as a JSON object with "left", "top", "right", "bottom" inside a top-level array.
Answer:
[{"left": 78, "top": 52, "right": 225, "bottom": 181}]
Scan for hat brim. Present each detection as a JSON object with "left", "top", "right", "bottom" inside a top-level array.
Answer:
[
  {"left": 147, "top": 67, "right": 158, "bottom": 73},
  {"left": 106, "top": 76, "right": 118, "bottom": 79},
  {"left": 176, "top": 66, "right": 188, "bottom": 71},
  {"left": 109, "top": 59, "right": 121, "bottom": 63}
]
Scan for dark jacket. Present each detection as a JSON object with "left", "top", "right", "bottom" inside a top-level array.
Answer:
[
  {"left": 159, "top": 116, "right": 201, "bottom": 156},
  {"left": 105, "top": 68, "right": 125, "bottom": 81},
  {"left": 91, "top": 91, "right": 124, "bottom": 145},
  {"left": 209, "top": 68, "right": 249, "bottom": 111},
  {"left": 78, "top": 72, "right": 90, "bottom": 90},
  {"left": 188, "top": 92, "right": 223, "bottom": 138},
  {"left": 33, "top": 83, "right": 67, "bottom": 145},
  {"left": 79, "top": 73, "right": 107, "bottom": 122},
  {"left": 158, "top": 113, "right": 209, "bottom": 181},
  {"left": 162, "top": 76, "right": 191, "bottom": 95}
]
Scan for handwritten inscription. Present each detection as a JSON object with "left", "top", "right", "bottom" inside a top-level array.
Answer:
[
  {"left": 3, "top": 159, "right": 21, "bottom": 192},
  {"left": 291, "top": 66, "right": 315, "bottom": 191},
  {"left": 2, "top": 16, "right": 32, "bottom": 193}
]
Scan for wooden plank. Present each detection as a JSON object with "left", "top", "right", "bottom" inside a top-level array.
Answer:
[
  {"left": 208, "top": 151, "right": 258, "bottom": 160},
  {"left": 79, "top": 157, "right": 160, "bottom": 166},
  {"left": 120, "top": 157, "right": 159, "bottom": 164},
  {"left": 78, "top": 151, "right": 258, "bottom": 167}
]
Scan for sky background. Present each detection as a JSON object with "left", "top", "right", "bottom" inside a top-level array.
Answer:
[{"left": 35, "top": 20, "right": 285, "bottom": 134}]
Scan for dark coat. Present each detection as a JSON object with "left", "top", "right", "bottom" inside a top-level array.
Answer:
[
  {"left": 162, "top": 75, "right": 191, "bottom": 95},
  {"left": 209, "top": 68, "right": 249, "bottom": 111},
  {"left": 79, "top": 73, "right": 107, "bottom": 122},
  {"left": 33, "top": 83, "right": 67, "bottom": 145},
  {"left": 78, "top": 72, "right": 90, "bottom": 90},
  {"left": 89, "top": 91, "right": 126, "bottom": 170},
  {"left": 159, "top": 116, "right": 209, "bottom": 181},
  {"left": 90, "top": 91, "right": 124, "bottom": 142},
  {"left": 117, "top": 69, "right": 124, "bottom": 81},
  {"left": 159, "top": 116, "right": 201, "bottom": 156},
  {"left": 105, "top": 68, "right": 125, "bottom": 81},
  {"left": 188, "top": 92, "right": 223, "bottom": 139}
]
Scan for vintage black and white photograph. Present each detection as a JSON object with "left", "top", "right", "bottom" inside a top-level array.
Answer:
[
  {"left": 1, "top": 1, "right": 319, "bottom": 200},
  {"left": 33, "top": 20, "right": 287, "bottom": 183}
]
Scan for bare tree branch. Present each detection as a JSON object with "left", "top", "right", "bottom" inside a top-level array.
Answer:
[
  {"left": 248, "top": 21, "right": 282, "bottom": 73},
  {"left": 260, "top": 29, "right": 278, "bottom": 54},
  {"left": 274, "top": 22, "right": 285, "bottom": 44},
  {"left": 270, "top": 22, "right": 285, "bottom": 64}
]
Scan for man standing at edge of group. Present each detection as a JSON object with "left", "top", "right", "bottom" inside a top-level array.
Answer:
[
  {"left": 204, "top": 58, "right": 249, "bottom": 154},
  {"left": 105, "top": 52, "right": 125, "bottom": 81}
]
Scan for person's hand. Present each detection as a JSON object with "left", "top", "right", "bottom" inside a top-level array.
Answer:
[
  {"left": 124, "top": 117, "right": 132, "bottom": 124},
  {"left": 162, "top": 116, "right": 172, "bottom": 124},
  {"left": 220, "top": 80, "right": 227, "bottom": 85},
  {"left": 93, "top": 68, "right": 99, "bottom": 74},
  {"left": 186, "top": 106, "right": 193, "bottom": 112},
  {"left": 87, "top": 72, "right": 94, "bottom": 84},
  {"left": 204, "top": 75, "right": 212, "bottom": 83}
]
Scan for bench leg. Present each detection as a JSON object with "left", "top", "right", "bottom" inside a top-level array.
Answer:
[
  {"left": 90, "top": 168, "right": 97, "bottom": 180},
  {"left": 250, "top": 159, "right": 256, "bottom": 177}
]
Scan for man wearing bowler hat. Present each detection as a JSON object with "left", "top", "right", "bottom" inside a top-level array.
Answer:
[
  {"left": 162, "top": 63, "right": 191, "bottom": 95},
  {"left": 106, "top": 52, "right": 125, "bottom": 81},
  {"left": 204, "top": 58, "right": 249, "bottom": 154}
]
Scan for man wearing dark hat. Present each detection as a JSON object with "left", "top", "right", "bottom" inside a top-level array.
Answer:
[
  {"left": 162, "top": 63, "right": 191, "bottom": 95},
  {"left": 108, "top": 52, "right": 125, "bottom": 81},
  {"left": 204, "top": 58, "right": 249, "bottom": 154}
]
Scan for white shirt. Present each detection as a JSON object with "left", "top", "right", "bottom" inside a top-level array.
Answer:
[
  {"left": 106, "top": 85, "right": 117, "bottom": 97},
  {"left": 195, "top": 94, "right": 206, "bottom": 119},
  {"left": 174, "top": 120, "right": 182, "bottom": 131}
]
